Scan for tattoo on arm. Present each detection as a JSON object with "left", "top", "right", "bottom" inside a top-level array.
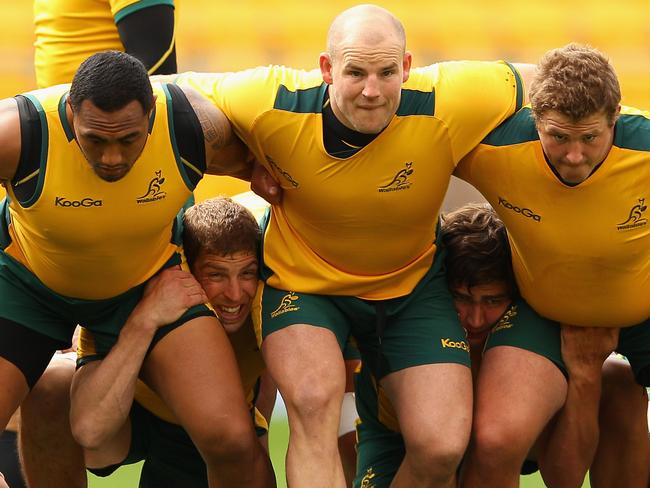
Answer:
[{"left": 195, "top": 104, "right": 226, "bottom": 151}]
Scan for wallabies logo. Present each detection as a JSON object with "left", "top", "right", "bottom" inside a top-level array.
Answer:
[{"left": 137, "top": 170, "right": 167, "bottom": 203}]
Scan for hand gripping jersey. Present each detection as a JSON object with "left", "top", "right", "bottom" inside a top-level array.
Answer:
[
  {"left": 178, "top": 61, "right": 523, "bottom": 299},
  {"left": 3, "top": 83, "right": 197, "bottom": 299},
  {"left": 456, "top": 106, "right": 650, "bottom": 327},
  {"left": 34, "top": 0, "right": 174, "bottom": 87}
]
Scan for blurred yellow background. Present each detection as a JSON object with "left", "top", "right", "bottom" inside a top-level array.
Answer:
[
  {"left": 3, "top": 1, "right": 650, "bottom": 201},
  {"left": 3, "top": 0, "right": 650, "bottom": 106}
]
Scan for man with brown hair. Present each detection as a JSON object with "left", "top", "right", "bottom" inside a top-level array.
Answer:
[
  {"left": 174, "top": 5, "right": 534, "bottom": 486},
  {"left": 455, "top": 43, "right": 650, "bottom": 487},
  {"left": 355, "top": 202, "right": 650, "bottom": 488},
  {"left": 69, "top": 196, "right": 275, "bottom": 487},
  {"left": 0, "top": 51, "right": 273, "bottom": 488}
]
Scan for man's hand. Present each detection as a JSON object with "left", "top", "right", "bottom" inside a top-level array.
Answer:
[
  {"left": 250, "top": 161, "right": 282, "bottom": 204},
  {"left": 134, "top": 267, "right": 208, "bottom": 330},
  {"left": 561, "top": 324, "right": 620, "bottom": 381}
]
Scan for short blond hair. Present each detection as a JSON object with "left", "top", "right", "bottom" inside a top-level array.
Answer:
[{"left": 529, "top": 43, "right": 621, "bottom": 125}]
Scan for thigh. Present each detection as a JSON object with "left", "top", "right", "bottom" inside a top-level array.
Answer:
[
  {"left": 381, "top": 362, "right": 472, "bottom": 450},
  {"left": 474, "top": 346, "right": 567, "bottom": 446},
  {"left": 141, "top": 315, "right": 252, "bottom": 443}
]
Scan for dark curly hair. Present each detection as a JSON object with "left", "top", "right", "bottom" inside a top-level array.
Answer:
[{"left": 441, "top": 203, "right": 516, "bottom": 295}]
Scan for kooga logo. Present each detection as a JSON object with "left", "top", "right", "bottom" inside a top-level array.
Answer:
[
  {"left": 55, "top": 196, "right": 103, "bottom": 208},
  {"left": 498, "top": 196, "right": 541, "bottom": 222}
]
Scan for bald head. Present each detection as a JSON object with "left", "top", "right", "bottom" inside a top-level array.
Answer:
[{"left": 327, "top": 4, "right": 406, "bottom": 57}]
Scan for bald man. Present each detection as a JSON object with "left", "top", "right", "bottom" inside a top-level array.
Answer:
[{"left": 171, "top": 5, "right": 533, "bottom": 487}]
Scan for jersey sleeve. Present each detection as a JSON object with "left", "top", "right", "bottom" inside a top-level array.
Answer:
[
  {"left": 175, "top": 67, "right": 322, "bottom": 150},
  {"left": 432, "top": 60, "right": 524, "bottom": 165},
  {"left": 110, "top": 0, "right": 174, "bottom": 23}
]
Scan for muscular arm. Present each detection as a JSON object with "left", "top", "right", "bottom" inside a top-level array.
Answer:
[
  {"left": 116, "top": 4, "right": 177, "bottom": 75},
  {"left": 512, "top": 63, "right": 537, "bottom": 105},
  {"left": 0, "top": 98, "right": 21, "bottom": 186},
  {"left": 69, "top": 268, "right": 207, "bottom": 450},
  {"left": 538, "top": 325, "right": 619, "bottom": 488},
  {"left": 180, "top": 86, "right": 253, "bottom": 180}
]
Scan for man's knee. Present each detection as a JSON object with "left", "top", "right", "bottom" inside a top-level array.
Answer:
[
  {"left": 192, "top": 415, "right": 260, "bottom": 464},
  {"left": 405, "top": 426, "right": 469, "bottom": 478},
  {"left": 469, "top": 418, "right": 529, "bottom": 466}
]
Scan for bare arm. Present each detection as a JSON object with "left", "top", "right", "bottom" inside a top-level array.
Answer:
[
  {"left": 538, "top": 325, "right": 619, "bottom": 488},
  {"left": 0, "top": 97, "right": 22, "bottom": 186},
  {"left": 179, "top": 86, "right": 253, "bottom": 180},
  {"left": 70, "top": 268, "right": 207, "bottom": 450},
  {"left": 511, "top": 63, "right": 537, "bottom": 105}
]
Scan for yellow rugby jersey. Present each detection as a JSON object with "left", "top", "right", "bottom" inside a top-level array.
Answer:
[
  {"left": 34, "top": 0, "right": 175, "bottom": 87},
  {"left": 4, "top": 83, "right": 196, "bottom": 299},
  {"left": 456, "top": 106, "right": 650, "bottom": 327},
  {"left": 178, "top": 62, "right": 523, "bottom": 299},
  {"left": 77, "top": 320, "right": 266, "bottom": 427}
]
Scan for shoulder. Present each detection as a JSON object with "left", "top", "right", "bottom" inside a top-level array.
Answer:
[
  {"left": 614, "top": 106, "right": 650, "bottom": 152},
  {"left": 481, "top": 107, "right": 539, "bottom": 147}
]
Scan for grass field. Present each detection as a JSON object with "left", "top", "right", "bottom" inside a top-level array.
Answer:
[{"left": 88, "top": 415, "right": 590, "bottom": 487}]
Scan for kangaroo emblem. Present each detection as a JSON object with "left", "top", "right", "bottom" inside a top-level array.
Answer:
[
  {"left": 619, "top": 198, "right": 647, "bottom": 226},
  {"left": 379, "top": 162, "right": 413, "bottom": 189},
  {"left": 138, "top": 171, "right": 166, "bottom": 199},
  {"left": 271, "top": 292, "right": 300, "bottom": 318}
]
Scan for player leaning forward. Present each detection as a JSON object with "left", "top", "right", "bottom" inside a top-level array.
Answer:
[
  {"left": 0, "top": 51, "right": 273, "bottom": 487},
  {"left": 456, "top": 43, "right": 650, "bottom": 487},
  {"left": 174, "top": 4, "right": 535, "bottom": 487}
]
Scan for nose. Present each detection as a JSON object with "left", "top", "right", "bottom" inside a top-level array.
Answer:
[
  {"left": 101, "top": 144, "right": 123, "bottom": 166},
  {"left": 465, "top": 305, "right": 486, "bottom": 331},
  {"left": 564, "top": 142, "right": 585, "bottom": 165},
  {"left": 223, "top": 279, "right": 243, "bottom": 302},
  {"left": 362, "top": 75, "right": 380, "bottom": 98}
]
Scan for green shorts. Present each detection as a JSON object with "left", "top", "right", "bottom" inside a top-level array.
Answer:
[
  {"left": 486, "top": 296, "right": 650, "bottom": 386},
  {"left": 259, "top": 248, "right": 469, "bottom": 380},
  {"left": 0, "top": 251, "right": 211, "bottom": 359},
  {"left": 484, "top": 297, "right": 566, "bottom": 376}
]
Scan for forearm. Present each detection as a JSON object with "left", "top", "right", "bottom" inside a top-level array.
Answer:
[
  {"left": 539, "top": 373, "right": 602, "bottom": 488},
  {"left": 70, "top": 318, "right": 157, "bottom": 448}
]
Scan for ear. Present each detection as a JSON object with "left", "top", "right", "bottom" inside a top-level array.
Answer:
[
  {"left": 613, "top": 104, "right": 621, "bottom": 124},
  {"left": 402, "top": 51, "right": 413, "bottom": 83},
  {"left": 319, "top": 52, "right": 334, "bottom": 85},
  {"left": 149, "top": 94, "right": 158, "bottom": 117}
]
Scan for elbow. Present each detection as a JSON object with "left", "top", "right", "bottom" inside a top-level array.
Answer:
[{"left": 70, "top": 411, "right": 110, "bottom": 450}]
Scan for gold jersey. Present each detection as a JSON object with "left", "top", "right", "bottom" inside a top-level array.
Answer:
[
  {"left": 5, "top": 83, "right": 196, "bottom": 299},
  {"left": 456, "top": 106, "right": 650, "bottom": 327},
  {"left": 34, "top": 0, "right": 174, "bottom": 87},
  {"left": 177, "top": 61, "right": 523, "bottom": 299}
]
